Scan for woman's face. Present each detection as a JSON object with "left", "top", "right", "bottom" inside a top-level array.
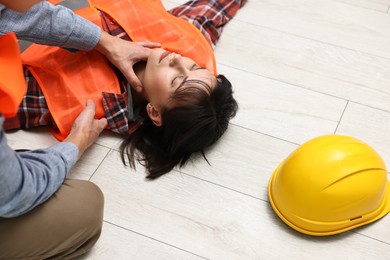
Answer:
[{"left": 142, "top": 48, "right": 216, "bottom": 109}]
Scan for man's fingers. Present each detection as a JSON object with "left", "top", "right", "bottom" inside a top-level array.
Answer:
[
  {"left": 85, "top": 99, "right": 96, "bottom": 109},
  {"left": 97, "top": 117, "right": 108, "bottom": 130},
  {"left": 124, "top": 71, "right": 143, "bottom": 93},
  {"left": 136, "top": 41, "right": 161, "bottom": 48},
  {"left": 82, "top": 99, "right": 97, "bottom": 117}
]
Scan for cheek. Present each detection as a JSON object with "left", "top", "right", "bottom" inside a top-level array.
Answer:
[
  {"left": 143, "top": 71, "right": 171, "bottom": 105},
  {"left": 144, "top": 72, "right": 166, "bottom": 94}
]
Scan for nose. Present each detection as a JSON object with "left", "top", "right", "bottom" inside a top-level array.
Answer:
[{"left": 169, "top": 54, "right": 186, "bottom": 71}]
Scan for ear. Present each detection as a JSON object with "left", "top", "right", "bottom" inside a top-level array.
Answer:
[{"left": 146, "top": 103, "right": 162, "bottom": 127}]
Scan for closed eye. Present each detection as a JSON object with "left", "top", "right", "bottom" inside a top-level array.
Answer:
[
  {"left": 171, "top": 64, "right": 205, "bottom": 87},
  {"left": 171, "top": 75, "right": 183, "bottom": 86},
  {"left": 176, "top": 76, "right": 188, "bottom": 89},
  {"left": 192, "top": 64, "right": 206, "bottom": 71}
]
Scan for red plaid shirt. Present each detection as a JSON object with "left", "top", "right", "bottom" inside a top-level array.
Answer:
[{"left": 7, "top": 0, "right": 246, "bottom": 135}]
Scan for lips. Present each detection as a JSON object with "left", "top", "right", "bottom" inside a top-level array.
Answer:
[{"left": 159, "top": 51, "right": 171, "bottom": 63}]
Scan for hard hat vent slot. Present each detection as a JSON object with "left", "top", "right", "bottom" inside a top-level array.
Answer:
[{"left": 350, "top": 216, "right": 362, "bottom": 221}]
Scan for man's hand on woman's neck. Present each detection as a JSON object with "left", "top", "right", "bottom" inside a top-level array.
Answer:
[{"left": 95, "top": 31, "right": 160, "bottom": 93}]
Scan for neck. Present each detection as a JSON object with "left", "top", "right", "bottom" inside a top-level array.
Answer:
[{"left": 132, "top": 61, "right": 147, "bottom": 106}]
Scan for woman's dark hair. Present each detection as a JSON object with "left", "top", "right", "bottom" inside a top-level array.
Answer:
[{"left": 120, "top": 74, "right": 238, "bottom": 179}]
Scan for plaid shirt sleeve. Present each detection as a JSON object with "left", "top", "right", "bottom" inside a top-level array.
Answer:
[{"left": 168, "top": 0, "right": 247, "bottom": 49}]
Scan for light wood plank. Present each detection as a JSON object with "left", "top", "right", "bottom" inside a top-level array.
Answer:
[
  {"left": 78, "top": 222, "right": 204, "bottom": 260},
  {"left": 6, "top": 128, "right": 58, "bottom": 149},
  {"left": 182, "top": 124, "right": 297, "bottom": 201},
  {"left": 95, "top": 130, "right": 124, "bottom": 151},
  {"left": 90, "top": 150, "right": 390, "bottom": 259},
  {"left": 234, "top": 0, "right": 390, "bottom": 58},
  {"left": 68, "top": 144, "right": 110, "bottom": 180},
  {"left": 5, "top": 128, "right": 120, "bottom": 154},
  {"left": 218, "top": 64, "right": 347, "bottom": 144},
  {"left": 336, "top": 102, "right": 390, "bottom": 169},
  {"left": 334, "top": 0, "right": 390, "bottom": 12},
  {"left": 215, "top": 20, "right": 390, "bottom": 113}
]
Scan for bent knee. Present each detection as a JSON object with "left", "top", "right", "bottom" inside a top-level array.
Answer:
[{"left": 62, "top": 179, "right": 104, "bottom": 229}]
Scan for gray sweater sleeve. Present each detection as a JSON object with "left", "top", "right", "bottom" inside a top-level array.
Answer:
[
  {"left": 0, "top": 2, "right": 96, "bottom": 217},
  {"left": 0, "top": 1, "right": 101, "bottom": 51},
  {"left": 0, "top": 116, "right": 79, "bottom": 217}
]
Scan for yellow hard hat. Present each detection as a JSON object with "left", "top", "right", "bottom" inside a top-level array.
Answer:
[{"left": 268, "top": 135, "right": 390, "bottom": 236}]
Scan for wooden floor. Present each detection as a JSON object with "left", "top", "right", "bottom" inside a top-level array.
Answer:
[{"left": 7, "top": 0, "right": 390, "bottom": 259}]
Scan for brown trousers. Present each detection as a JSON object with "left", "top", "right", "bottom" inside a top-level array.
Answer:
[{"left": 0, "top": 179, "right": 104, "bottom": 259}]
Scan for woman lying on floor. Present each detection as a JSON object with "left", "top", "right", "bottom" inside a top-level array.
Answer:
[{"left": 5, "top": 0, "right": 247, "bottom": 179}]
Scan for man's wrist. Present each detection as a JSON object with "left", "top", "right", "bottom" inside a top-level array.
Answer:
[
  {"left": 50, "top": 141, "right": 79, "bottom": 170},
  {"left": 63, "top": 132, "right": 85, "bottom": 159},
  {"left": 95, "top": 31, "right": 112, "bottom": 55}
]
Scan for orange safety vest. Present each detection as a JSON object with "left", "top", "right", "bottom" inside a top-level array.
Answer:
[
  {"left": 0, "top": 33, "right": 27, "bottom": 118},
  {"left": 21, "top": 0, "right": 216, "bottom": 141}
]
